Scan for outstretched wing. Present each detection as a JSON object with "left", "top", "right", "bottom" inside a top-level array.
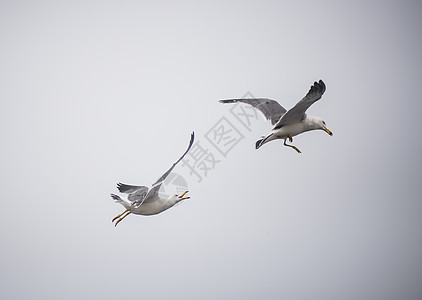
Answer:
[
  {"left": 136, "top": 131, "right": 195, "bottom": 205},
  {"left": 117, "top": 182, "right": 148, "bottom": 194},
  {"left": 152, "top": 131, "right": 194, "bottom": 186},
  {"left": 116, "top": 183, "right": 149, "bottom": 203},
  {"left": 128, "top": 187, "right": 149, "bottom": 202},
  {"left": 273, "top": 80, "right": 326, "bottom": 129},
  {"left": 219, "top": 98, "right": 287, "bottom": 125}
]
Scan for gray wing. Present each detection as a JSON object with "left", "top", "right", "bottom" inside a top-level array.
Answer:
[
  {"left": 128, "top": 187, "right": 149, "bottom": 202},
  {"left": 135, "top": 131, "right": 195, "bottom": 205},
  {"left": 273, "top": 80, "right": 326, "bottom": 129},
  {"left": 152, "top": 131, "right": 194, "bottom": 186},
  {"left": 219, "top": 98, "right": 287, "bottom": 125},
  {"left": 117, "top": 182, "right": 148, "bottom": 194},
  {"left": 116, "top": 183, "right": 149, "bottom": 203}
]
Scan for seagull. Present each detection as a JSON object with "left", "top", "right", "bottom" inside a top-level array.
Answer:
[
  {"left": 219, "top": 80, "right": 333, "bottom": 153},
  {"left": 110, "top": 132, "right": 194, "bottom": 226}
]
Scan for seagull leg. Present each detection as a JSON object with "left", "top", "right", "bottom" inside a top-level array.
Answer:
[
  {"left": 112, "top": 209, "right": 130, "bottom": 223},
  {"left": 114, "top": 211, "right": 132, "bottom": 227},
  {"left": 288, "top": 134, "right": 293, "bottom": 143},
  {"left": 284, "top": 137, "right": 301, "bottom": 153}
]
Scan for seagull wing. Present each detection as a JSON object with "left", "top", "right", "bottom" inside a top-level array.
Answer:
[
  {"left": 116, "top": 183, "right": 149, "bottom": 203},
  {"left": 127, "top": 187, "right": 149, "bottom": 202},
  {"left": 117, "top": 182, "right": 148, "bottom": 194},
  {"left": 273, "top": 80, "right": 326, "bottom": 129},
  {"left": 219, "top": 98, "right": 287, "bottom": 125},
  {"left": 135, "top": 131, "right": 195, "bottom": 205}
]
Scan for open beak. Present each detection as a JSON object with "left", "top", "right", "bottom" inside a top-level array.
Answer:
[
  {"left": 324, "top": 127, "right": 333, "bottom": 136},
  {"left": 177, "top": 191, "right": 190, "bottom": 200}
]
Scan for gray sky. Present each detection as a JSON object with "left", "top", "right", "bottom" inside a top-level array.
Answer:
[{"left": 1, "top": 0, "right": 422, "bottom": 299}]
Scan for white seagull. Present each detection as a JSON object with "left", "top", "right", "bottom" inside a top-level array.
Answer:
[
  {"left": 220, "top": 80, "right": 333, "bottom": 153},
  {"left": 110, "top": 132, "right": 194, "bottom": 226}
]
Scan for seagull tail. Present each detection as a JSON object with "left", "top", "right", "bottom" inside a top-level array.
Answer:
[
  {"left": 255, "top": 133, "right": 274, "bottom": 149},
  {"left": 255, "top": 138, "right": 264, "bottom": 149}
]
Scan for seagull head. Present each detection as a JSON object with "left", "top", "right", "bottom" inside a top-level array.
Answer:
[
  {"left": 162, "top": 191, "right": 190, "bottom": 208},
  {"left": 162, "top": 192, "right": 191, "bottom": 209},
  {"left": 318, "top": 119, "right": 333, "bottom": 136}
]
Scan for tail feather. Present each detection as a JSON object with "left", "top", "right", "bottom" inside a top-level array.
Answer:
[
  {"left": 256, "top": 133, "right": 274, "bottom": 149},
  {"left": 255, "top": 138, "right": 264, "bottom": 149}
]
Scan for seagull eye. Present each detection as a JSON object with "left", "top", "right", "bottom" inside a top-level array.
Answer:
[{"left": 322, "top": 121, "right": 326, "bottom": 125}]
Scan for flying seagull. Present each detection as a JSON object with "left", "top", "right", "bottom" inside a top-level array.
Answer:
[
  {"left": 219, "top": 80, "right": 333, "bottom": 153},
  {"left": 110, "top": 132, "right": 194, "bottom": 226}
]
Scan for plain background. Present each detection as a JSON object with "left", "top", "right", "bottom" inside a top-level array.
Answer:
[{"left": 1, "top": 0, "right": 422, "bottom": 299}]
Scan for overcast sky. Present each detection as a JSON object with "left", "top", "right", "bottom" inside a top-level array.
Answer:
[{"left": 1, "top": 1, "right": 422, "bottom": 299}]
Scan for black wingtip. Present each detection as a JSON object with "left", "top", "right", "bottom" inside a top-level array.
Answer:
[
  {"left": 190, "top": 131, "right": 195, "bottom": 145},
  {"left": 318, "top": 80, "right": 326, "bottom": 91},
  {"left": 110, "top": 193, "right": 120, "bottom": 200},
  {"left": 219, "top": 99, "right": 236, "bottom": 103},
  {"left": 309, "top": 79, "right": 326, "bottom": 96}
]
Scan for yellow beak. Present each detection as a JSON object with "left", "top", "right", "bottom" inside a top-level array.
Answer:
[
  {"left": 324, "top": 127, "right": 333, "bottom": 136},
  {"left": 178, "top": 191, "right": 190, "bottom": 200}
]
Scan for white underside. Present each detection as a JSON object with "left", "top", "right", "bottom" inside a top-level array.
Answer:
[
  {"left": 116, "top": 195, "right": 178, "bottom": 215},
  {"left": 260, "top": 116, "right": 322, "bottom": 146},
  {"left": 131, "top": 199, "right": 176, "bottom": 215}
]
